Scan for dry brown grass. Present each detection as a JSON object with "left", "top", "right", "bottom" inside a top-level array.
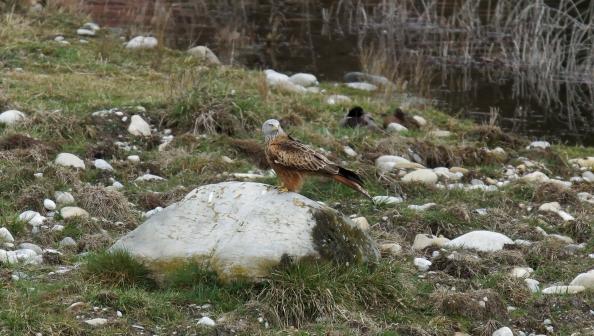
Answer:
[
  {"left": 74, "top": 184, "right": 137, "bottom": 224},
  {"left": 0, "top": 133, "right": 57, "bottom": 164},
  {"left": 432, "top": 289, "right": 507, "bottom": 320},
  {"left": 84, "top": 140, "right": 121, "bottom": 160},
  {"left": 135, "top": 187, "right": 187, "bottom": 211},
  {"left": 464, "top": 125, "right": 527, "bottom": 149},
  {"left": 78, "top": 233, "right": 114, "bottom": 252},
  {"left": 523, "top": 237, "right": 573, "bottom": 265},
  {"left": 492, "top": 276, "right": 531, "bottom": 306},
  {"left": 229, "top": 138, "right": 270, "bottom": 170},
  {"left": 15, "top": 184, "right": 51, "bottom": 212},
  {"left": 532, "top": 182, "right": 579, "bottom": 205},
  {"left": 430, "top": 251, "right": 486, "bottom": 279},
  {"left": 560, "top": 219, "right": 593, "bottom": 243},
  {"left": 43, "top": 165, "right": 81, "bottom": 186}
]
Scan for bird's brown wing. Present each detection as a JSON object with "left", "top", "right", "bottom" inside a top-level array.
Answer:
[{"left": 267, "top": 135, "right": 339, "bottom": 175}]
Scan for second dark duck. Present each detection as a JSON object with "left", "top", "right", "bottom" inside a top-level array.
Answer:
[{"left": 339, "top": 106, "right": 382, "bottom": 131}]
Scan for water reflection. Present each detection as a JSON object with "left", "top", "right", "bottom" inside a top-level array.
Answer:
[{"left": 83, "top": 0, "right": 594, "bottom": 145}]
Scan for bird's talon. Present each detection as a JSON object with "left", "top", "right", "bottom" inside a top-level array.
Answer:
[{"left": 277, "top": 186, "right": 289, "bottom": 193}]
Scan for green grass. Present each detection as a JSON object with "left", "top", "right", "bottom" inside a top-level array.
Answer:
[{"left": 84, "top": 250, "right": 156, "bottom": 289}]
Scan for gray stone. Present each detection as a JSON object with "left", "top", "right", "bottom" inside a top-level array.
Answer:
[
  {"left": 345, "top": 82, "right": 377, "bottom": 91},
  {"left": 55, "top": 153, "right": 85, "bottom": 169},
  {"left": 0, "top": 227, "right": 14, "bottom": 243},
  {"left": 187, "top": 46, "right": 221, "bottom": 65},
  {"left": 0, "top": 110, "right": 26, "bottom": 125},
  {"left": 59, "top": 236, "right": 77, "bottom": 247},
  {"left": 569, "top": 269, "right": 594, "bottom": 289},
  {"left": 343, "top": 72, "right": 392, "bottom": 86},
  {"left": 445, "top": 230, "right": 513, "bottom": 252},
  {"left": 60, "top": 206, "right": 89, "bottom": 219},
  {"left": 401, "top": 169, "right": 438, "bottom": 185},
  {"left": 84, "top": 318, "right": 108, "bottom": 326},
  {"left": 125, "top": 36, "right": 158, "bottom": 49},
  {"left": 111, "top": 182, "right": 378, "bottom": 280},
  {"left": 55, "top": 191, "right": 75, "bottom": 205},
  {"left": 127, "top": 115, "right": 151, "bottom": 136},
  {"left": 19, "top": 242, "right": 43, "bottom": 255},
  {"left": 492, "top": 327, "right": 513, "bottom": 336},
  {"left": 542, "top": 285, "right": 585, "bottom": 294},
  {"left": 44, "top": 199, "right": 56, "bottom": 211},
  {"left": 289, "top": 73, "right": 318, "bottom": 87},
  {"left": 94, "top": 159, "right": 114, "bottom": 171}
]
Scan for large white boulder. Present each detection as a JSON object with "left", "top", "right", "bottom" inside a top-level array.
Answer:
[
  {"left": 0, "top": 110, "right": 26, "bottom": 125},
  {"left": 55, "top": 153, "right": 85, "bottom": 169},
  {"left": 111, "top": 182, "right": 378, "bottom": 280},
  {"left": 187, "top": 46, "right": 221, "bottom": 65},
  {"left": 445, "top": 230, "right": 514, "bottom": 252}
]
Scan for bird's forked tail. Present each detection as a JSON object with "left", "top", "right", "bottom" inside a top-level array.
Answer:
[{"left": 333, "top": 167, "right": 372, "bottom": 199}]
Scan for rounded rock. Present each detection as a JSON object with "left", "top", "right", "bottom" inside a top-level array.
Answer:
[
  {"left": 445, "top": 230, "right": 513, "bottom": 252},
  {"left": 187, "top": 45, "right": 221, "bottom": 65},
  {"left": 94, "top": 159, "right": 114, "bottom": 171},
  {"left": 60, "top": 206, "right": 89, "bottom": 219},
  {"left": 401, "top": 169, "right": 438, "bottom": 185},
  {"left": 125, "top": 36, "right": 158, "bottom": 49},
  {"left": 55, "top": 153, "right": 85, "bottom": 169},
  {"left": 54, "top": 191, "right": 75, "bottom": 205},
  {"left": 43, "top": 199, "right": 56, "bottom": 211},
  {"left": 127, "top": 115, "right": 151, "bottom": 136},
  {"left": 110, "top": 182, "right": 378, "bottom": 281},
  {"left": 0, "top": 110, "right": 26, "bottom": 125},
  {"left": 0, "top": 227, "right": 14, "bottom": 243}
]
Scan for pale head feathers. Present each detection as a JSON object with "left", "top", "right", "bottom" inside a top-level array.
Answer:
[{"left": 262, "top": 119, "right": 285, "bottom": 141}]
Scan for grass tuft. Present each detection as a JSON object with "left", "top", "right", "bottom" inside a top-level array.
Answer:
[
  {"left": 75, "top": 184, "right": 137, "bottom": 224},
  {"left": 256, "top": 260, "right": 406, "bottom": 327},
  {"left": 84, "top": 250, "right": 156, "bottom": 288}
]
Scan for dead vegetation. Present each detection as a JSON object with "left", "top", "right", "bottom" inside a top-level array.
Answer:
[
  {"left": 135, "top": 187, "right": 187, "bottom": 211},
  {"left": 369, "top": 137, "right": 507, "bottom": 168},
  {"left": 430, "top": 251, "right": 486, "bottom": 279},
  {"left": 532, "top": 182, "right": 579, "bottom": 205},
  {"left": 229, "top": 138, "right": 270, "bottom": 170},
  {"left": 431, "top": 289, "right": 507, "bottom": 320},
  {"left": 15, "top": 184, "right": 52, "bottom": 212},
  {"left": 74, "top": 184, "right": 137, "bottom": 224},
  {"left": 464, "top": 125, "right": 527, "bottom": 149}
]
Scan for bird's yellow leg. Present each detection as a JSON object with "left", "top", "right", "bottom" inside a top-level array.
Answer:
[{"left": 276, "top": 185, "right": 289, "bottom": 192}]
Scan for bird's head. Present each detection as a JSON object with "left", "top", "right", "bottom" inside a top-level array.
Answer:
[
  {"left": 347, "top": 106, "right": 364, "bottom": 118},
  {"left": 262, "top": 119, "right": 284, "bottom": 141}
]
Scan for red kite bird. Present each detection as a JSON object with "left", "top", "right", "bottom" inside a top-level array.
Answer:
[{"left": 262, "top": 119, "right": 371, "bottom": 198}]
